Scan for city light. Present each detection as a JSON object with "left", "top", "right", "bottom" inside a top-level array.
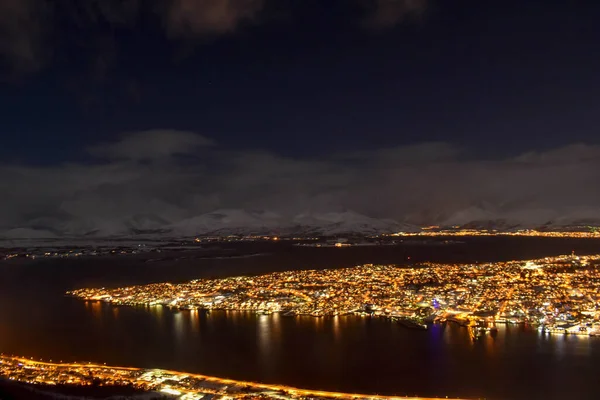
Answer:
[
  {"left": 68, "top": 254, "right": 600, "bottom": 336},
  {"left": 0, "top": 355, "right": 463, "bottom": 400}
]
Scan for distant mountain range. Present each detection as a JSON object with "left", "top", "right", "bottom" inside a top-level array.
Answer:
[
  {"left": 0, "top": 210, "right": 421, "bottom": 239},
  {"left": 169, "top": 209, "right": 421, "bottom": 237},
  {"left": 2, "top": 207, "right": 600, "bottom": 239},
  {"left": 432, "top": 205, "right": 600, "bottom": 231}
]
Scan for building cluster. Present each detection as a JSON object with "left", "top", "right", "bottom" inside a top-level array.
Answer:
[
  {"left": 4, "top": 229, "right": 600, "bottom": 261},
  {"left": 0, "top": 236, "right": 303, "bottom": 261},
  {"left": 69, "top": 254, "right": 600, "bottom": 335},
  {"left": 389, "top": 229, "right": 600, "bottom": 238},
  {"left": 0, "top": 356, "right": 451, "bottom": 399},
  {"left": 1, "top": 245, "right": 154, "bottom": 261}
]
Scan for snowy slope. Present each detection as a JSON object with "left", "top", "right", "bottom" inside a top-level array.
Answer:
[
  {"left": 169, "top": 210, "right": 418, "bottom": 236},
  {"left": 440, "top": 206, "right": 600, "bottom": 230},
  {"left": 0, "top": 209, "right": 419, "bottom": 238},
  {"left": 168, "top": 209, "right": 286, "bottom": 236},
  {"left": 291, "top": 211, "right": 418, "bottom": 235},
  {"left": 9, "top": 206, "right": 600, "bottom": 240}
]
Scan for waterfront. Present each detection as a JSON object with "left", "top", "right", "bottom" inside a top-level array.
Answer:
[
  {"left": 0, "top": 355, "right": 466, "bottom": 400},
  {"left": 67, "top": 254, "right": 600, "bottom": 335},
  {"left": 2, "top": 238, "right": 600, "bottom": 399}
]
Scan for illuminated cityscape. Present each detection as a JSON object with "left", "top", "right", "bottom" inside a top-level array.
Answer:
[
  {"left": 389, "top": 228, "right": 600, "bottom": 238},
  {"left": 69, "top": 254, "right": 600, "bottom": 337},
  {"left": 4, "top": 1, "right": 600, "bottom": 398}
]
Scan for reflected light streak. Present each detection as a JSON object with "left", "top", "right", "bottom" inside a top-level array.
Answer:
[
  {"left": 173, "top": 311, "right": 185, "bottom": 344},
  {"left": 257, "top": 314, "right": 271, "bottom": 356},
  {"left": 256, "top": 314, "right": 278, "bottom": 377},
  {"left": 333, "top": 316, "right": 340, "bottom": 342},
  {"left": 90, "top": 301, "right": 102, "bottom": 321},
  {"left": 189, "top": 309, "right": 200, "bottom": 334},
  {"left": 149, "top": 305, "right": 164, "bottom": 328}
]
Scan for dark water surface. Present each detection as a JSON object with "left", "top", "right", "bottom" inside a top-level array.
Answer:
[{"left": 2, "top": 237, "right": 600, "bottom": 400}]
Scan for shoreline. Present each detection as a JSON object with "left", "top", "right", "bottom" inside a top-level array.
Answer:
[{"left": 1, "top": 355, "right": 467, "bottom": 400}]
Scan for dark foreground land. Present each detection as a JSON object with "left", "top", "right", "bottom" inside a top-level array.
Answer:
[{"left": 0, "top": 379, "right": 159, "bottom": 400}]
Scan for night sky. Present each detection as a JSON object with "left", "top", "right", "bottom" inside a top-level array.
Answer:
[{"left": 1, "top": 0, "right": 600, "bottom": 236}]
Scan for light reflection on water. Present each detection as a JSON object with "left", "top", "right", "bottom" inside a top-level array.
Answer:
[
  {"left": 148, "top": 304, "right": 164, "bottom": 331},
  {"left": 173, "top": 311, "right": 185, "bottom": 345},
  {"left": 3, "top": 301, "right": 600, "bottom": 399},
  {"left": 4, "top": 240, "right": 600, "bottom": 399},
  {"left": 257, "top": 313, "right": 281, "bottom": 378},
  {"left": 114, "top": 306, "right": 599, "bottom": 364},
  {"left": 257, "top": 314, "right": 271, "bottom": 355},
  {"left": 90, "top": 301, "right": 102, "bottom": 321},
  {"left": 189, "top": 309, "right": 200, "bottom": 334},
  {"left": 332, "top": 315, "right": 340, "bottom": 342}
]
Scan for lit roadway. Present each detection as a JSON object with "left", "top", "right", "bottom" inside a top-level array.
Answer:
[{"left": 5, "top": 356, "right": 467, "bottom": 400}]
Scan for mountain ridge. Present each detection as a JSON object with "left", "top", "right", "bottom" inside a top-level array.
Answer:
[
  {"left": 3, "top": 207, "right": 600, "bottom": 239},
  {"left": 0, "top": 210, "right": 421, "bottom": 239}
]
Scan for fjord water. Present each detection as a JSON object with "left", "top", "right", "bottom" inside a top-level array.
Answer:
[{"left": 1, "top": 238, "right": 600, "bottom": 400}]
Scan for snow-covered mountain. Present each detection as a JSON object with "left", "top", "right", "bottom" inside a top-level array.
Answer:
[
  {"left": 169, "top": 209, "right": 285, "bottom": 236},
  {"left": 0, "top": 209, "right": 419, "bottom": 239},
  {"left": 290, "top": 211, "right": 418, "bottom": 235},
  {"left": 168, "top": 209, "right": 419, "bottom": 236},
  {"left": 5, "top": 205, "right": 600, "bottom": 240},
  {"left": 439, "top": 205, "right": 600, "bottom": 230}
]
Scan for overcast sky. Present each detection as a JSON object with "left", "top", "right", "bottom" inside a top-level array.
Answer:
[{"left": 1, "top": 0, "right": 600, "bottom": 233}]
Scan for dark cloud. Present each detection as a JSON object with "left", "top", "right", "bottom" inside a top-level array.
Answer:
[
  {"left": 513, "top": 143, "right": 600, "bottom": 164},
  {"left": 87, "top": 129, "right": 214, "bottom": 160},
  {"left": 163, "top": 0, "right": 266, "bottom": 37},
  {"left": 0, "top": 0, "right": 139, "bottom": 74},
  {"left": 0, "top": 0, "right": 50, "bottom": 73},
  {"left": 0, "top": 0, "right": 267, "bottom": 74},
  {"left": 361, "top": 0, "right": 428, "bottom": 30},
  {"left": 63, "top": 0, "right": 141, "bottom": 26},
  {"left": 0, "top": 0, "right": 429, "bottom": 74},
  {"left": 337, "top": 142, "right": 459, "bottom": 165},
  {"left": 2, "top": 130, "right": 600, "bottom": 236}
]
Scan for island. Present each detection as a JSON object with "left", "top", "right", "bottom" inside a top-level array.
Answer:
[{"left": 68, "top": 254, "right": 600, "bottom": 337}]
